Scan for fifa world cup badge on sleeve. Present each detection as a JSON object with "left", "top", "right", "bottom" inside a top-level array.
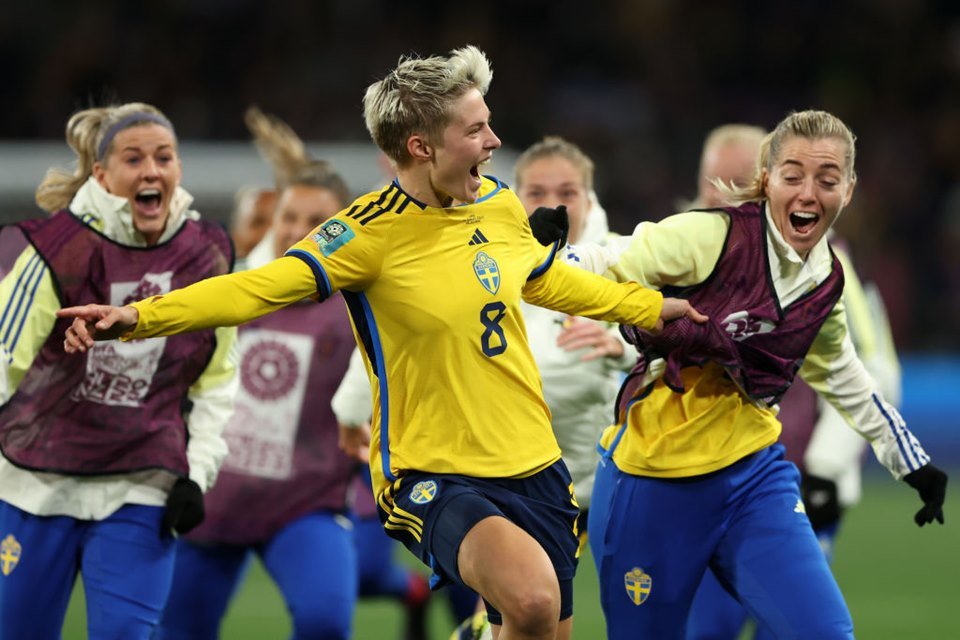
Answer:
[
  {"left": 624, "top": 567, "right": 652, "bottom": 605},
  {"left": 1, "top": 534, "right": 22, "bottom": 576},
  {"left": 313, "top": 220, "right": 356, "bottom": 257}
]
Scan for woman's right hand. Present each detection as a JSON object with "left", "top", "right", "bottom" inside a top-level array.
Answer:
[
  {"left": 654, "top": 297, "right": 708, "bottom": 333},
  {"left": 56, "top": 304, "right": 140, "bottom": 353}
]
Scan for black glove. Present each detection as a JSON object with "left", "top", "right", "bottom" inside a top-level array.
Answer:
[
  {"left": 528, "top": 205, "right": 569, "bottom": 247},
  {"left": 163, "top": 477, "right": 205, "bottom": 534},
  {"left": 801, "top": 473, "right": 842, "bottom": 531},
  {"left": 903, "top": 464, "right": 947, "bottom": 527}
]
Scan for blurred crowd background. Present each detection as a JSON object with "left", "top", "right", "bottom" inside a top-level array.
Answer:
[{"left": 1, "top": 0, "right": 958, "bottom": 350}]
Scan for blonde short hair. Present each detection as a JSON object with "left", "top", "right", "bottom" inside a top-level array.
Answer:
[
  {"left": 514, "top": 136, "right": 595, "bottom": 192},
  {"left": 363, "top": 45, "right": 493, "bottom": 167},
  {"left": 719, "top": 110, "right": 857, "bottom": 204}
]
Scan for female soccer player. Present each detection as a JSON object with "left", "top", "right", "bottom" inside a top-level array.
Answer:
[
  {"left": 684, "top": 123, "right": 906, "bottom": 640},
  {"left": 587, "top": 110, "right": 947, "bottom": 640},
  {"left": 58, "top": 46, "right": 703, "bottom": 640},
  {"left": 0, "top": 102, "right": 236, "bottom": 639}
]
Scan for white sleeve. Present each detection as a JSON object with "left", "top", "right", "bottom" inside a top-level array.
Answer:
[
  {"left": 184, "top": 326, "right": 239, "bottom": 491},
  {"left": 331, "top": 347, "right": 373, "bottom": 427},
  {"left": 0, "top": 246, "right": 57, "bottom": 404},
  {"left": 803, "top": 401, "right": 868, "bottom": 506},
  {"left": 561, "top": 241, "right": 624, "bottom": 276},
  {"left": 800, "top": 312, "right": 929, "bottom": 481}
]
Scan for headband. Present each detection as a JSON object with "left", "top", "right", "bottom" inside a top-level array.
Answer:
[{"left": 96, "top": 112, "right": 175, "bottom": 160}]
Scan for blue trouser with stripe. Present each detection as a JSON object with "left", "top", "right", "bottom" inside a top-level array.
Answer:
[
  {"left": 157, "top": 511, "right": 357, "bottom": 640},
  {"left": 588, "top": 445, "right": 854, "bottom": 640},
  {"left": 0, "top": 501, "right": 174, "bottom": 640}
]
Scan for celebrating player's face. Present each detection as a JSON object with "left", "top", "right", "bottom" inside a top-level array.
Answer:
[
  {"left": 431, "top": 88, "right": 501, "bottom": 205},
  {"left": 763, "top": 135, "right": 854, "bottom": 259},
  {"left": 93, "top": 123, "right": 182, "bottom": 246},
  {"left": 518, "top": 155, "right": 591, "bottom": 244},
  {"left": 273, "top": 185, "right": 344, "bottom": 256}
]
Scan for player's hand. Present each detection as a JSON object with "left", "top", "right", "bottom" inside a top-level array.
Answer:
[
  {"left": 57, "top": 304, "right": 140, "bottom": 353},
  {"left": 163, "top": 478, "right": 205, "bottom": 535},
  {"left": 903, "top": 463, "right": 947, "bottom": 527},
  {"left": 339, "top": 422, "right": 371, "bottom": 463},
  {"left": 557, "top": 316, "right": 624, "bottom": 361},
  {"left": 528, "top": 205, "right": 569, "bottom": 247},
  {"left": 653, "top": 297, "right": 708, "bottom": 333},
  {"left": 801, "top": 473, "right": 842, "bottom": 530}
]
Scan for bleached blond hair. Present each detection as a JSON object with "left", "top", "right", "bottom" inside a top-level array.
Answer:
[
  {"left": 35, "top": 102, "right": 174, "bottom": 212},
  {"left": 700, "top": 124, "right": 766, "bottom": 178},
  {"left": 514, "top": 136, "right": 595, "bottom": 192},
  {"left": 719, "top": 110, "right": 857, "bottom": 205},
  {"left": 245, "top": 106, "right": 350, "bottom": 205},
  {"left": 363, "top": 45, "right": 493, "bottom": 167}
]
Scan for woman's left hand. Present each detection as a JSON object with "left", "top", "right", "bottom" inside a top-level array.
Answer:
[{"left": 557, "top": 316, "right": 624, "bottom": 361}]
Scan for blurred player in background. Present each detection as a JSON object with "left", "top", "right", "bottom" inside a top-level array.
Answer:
[
  {"left": 58, "top": 45, "right": 704, "bottom": 640},
  {"left": 230, "top": 185, "right": 277, "bottom": 267},
  {"left": 587, "top": 110, "right": 947, "bottom": 640},
  {"left": 0, "top": 102, "right": 236, "bottom": 639},
  {"left": 157, "top": 108, "right": 359, "bottom": 640},
  {"left": 514, "top": 136, "right": 635, "bottom": 534}
]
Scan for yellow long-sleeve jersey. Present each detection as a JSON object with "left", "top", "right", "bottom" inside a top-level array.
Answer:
[{"left": 130, "top": 177, "right": 664, "bottom": 497}]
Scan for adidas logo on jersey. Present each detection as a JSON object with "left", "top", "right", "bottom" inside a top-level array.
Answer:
[{"left": 468, "top": 229, "right": 489, "bottom": 245}]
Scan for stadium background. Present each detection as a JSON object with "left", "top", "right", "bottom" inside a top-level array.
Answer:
[{"left": 1, "top": 1, "right": 956, "bottom": 637}]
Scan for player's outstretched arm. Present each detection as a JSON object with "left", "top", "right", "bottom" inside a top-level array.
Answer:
[
  {"left": 59, "top": 304, "right": 139, "bottom": 353},
  {"left": 60, "top": 256, "right": 319, "bottom": 351},
  {"left": 523, "top": 257, "right": 707, "bottom": 332}
]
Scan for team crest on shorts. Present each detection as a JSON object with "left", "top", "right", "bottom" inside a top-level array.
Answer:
[
  {"left": 410, "top": 480, "right": 438, "bottom": 504},
  {"left": 1, "top": 534, "right": 22, "bottom": 576},
  {"left": 473, "top": 251, "right": 500, "bottom": 295},
  {"left": 624, "top": 567, "right": 652, "bottom": 605},
  {"left": 312, "top": 220, "right": 355, "bottom": 257}
]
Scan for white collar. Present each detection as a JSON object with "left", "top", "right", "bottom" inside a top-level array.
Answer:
[
  {"left": 763, "top": 201, "right": 832, "bottom": 270},
  {"left": 68, "top": 177, "right": 199, "bottom": 246}
]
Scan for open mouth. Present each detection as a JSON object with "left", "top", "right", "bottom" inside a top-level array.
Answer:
[
  {"left": 789, "top": 211, "right": 819, "bottom": 234},
  {"left": 134, "top": 189, "right": 163, "bottom": 215}
]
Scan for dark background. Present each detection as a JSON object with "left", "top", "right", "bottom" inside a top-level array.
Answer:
[{"left": 2, "top": 0, "right": 959, "bottom": 349}]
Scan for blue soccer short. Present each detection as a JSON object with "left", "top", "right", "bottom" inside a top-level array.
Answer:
[{"left": 377, "top": 459, "right": 580, "bottom": 623}]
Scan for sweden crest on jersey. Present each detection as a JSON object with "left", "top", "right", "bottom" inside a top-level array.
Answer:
[
  {"left": 473, "top": 251, "right": 500, "bottom": 295},
  {"left": 624, "top": 567, "right": 652, "bottom": 605}
]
